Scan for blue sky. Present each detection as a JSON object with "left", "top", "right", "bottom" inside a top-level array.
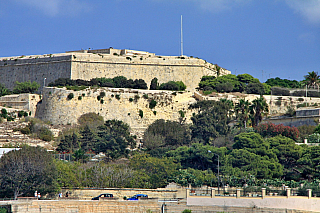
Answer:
[{"left": 0, "top": 0, "right": 319, "bottom": 82}]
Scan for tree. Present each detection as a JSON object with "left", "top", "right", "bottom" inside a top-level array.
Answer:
[
  {"left": 267, "top": 136, "right": 302, "bottom": 179},
  {"left": 95, "top": 120, "right": 136, "bottom": 159},
  {"left": 143, "top": 119, "right": 191, "bottom": 156},
  {"left": 129, "top": 154, "right": 180, "bottom": 188},
  {"left": 0, "top": 83, "right": 9, "bottom": 97},
  {"left": 0, "top": 146, "right": 57, "bottom": 199},
  {"left": 12, "top": 81, "right": 40, "bottom": 94},
  {"left": 265, "top": 77, "right": 300, "bottom": 88},
  {"left": 190, "top": 100, "right": 233, "bottom": 144},
  {"left": 166, "top": 143, "right": 227, "bottom": 171},
  {"left": 79, "top": 125, "right": 98, "bottom": 152},
  {"left": 245, "top": 82, "right": 265, "bottom": 95},
  {"left": 78, "top": 112, "right": 104, "bottom": 129},
  {"left": 227, "top": 149, "right": 283, "bottom": 179},
  {"left": 150, "top": 78, "right": 159, "bottom": 90},
  {"left": 249, "top": 97, "right": 269, "bottom": 127},
  {"left": 304, "top": 71, "right": 320, "bottom": 89},
  {"left": 235, "top": 99, "right": 250, "bottom": 128},
  {"left": 56, "top": 133, "right": 79, "bottom": 153}
]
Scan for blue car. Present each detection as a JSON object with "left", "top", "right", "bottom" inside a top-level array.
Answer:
[{"left": 127, "top": 194, "right": 148, "bottom": 200}]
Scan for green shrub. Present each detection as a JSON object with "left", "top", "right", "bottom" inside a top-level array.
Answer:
[
  {"left": 129, "top": 98, "right": 134, "bottom": 102},
  {"left": 298, "top": 98, "right": 304, "bottom": 102},
  {"left": 115, "top": 94, "right": 120, "bottom": 100},
  {"left": 153, "top": 111, "right": 157, "bottom": 115},
  {"left": 149, "top": 100, "right": 157, "bottom": 109},
  {"left": 13, "top": 81, "right": 40, "bottom": 94},
  {"left": 139, "top": 110, "right": 143, "bottom": 118},
  {"left": 0, "top": 207, "right": 8, "bottom": 213},
  {"left": 182, "top": 210, "right": 192, "bottom": 213},
  {"left": 67, "top": 93, "right": 74, "bottom": 100},
  {"left": 97, "top": 95, "right": 101, "bottom": 101},
  {"left": 100, "top": 99, "right": 104, "bottom": 104},
  {"left": 271, "top": 87, "right": 290, "bottom": 96},
  {"left": 78, "top": 96, "right": 82, "bottom": 100},
  {"left": 100, "top": 91, "right": 106, "bottom": 97},
  {"left": 82, "top": 93, "right": 85, "bottom": 97},
  {"left": 134, "top": 95, "right": 140, "bottom": 102},
  {"left": 179, "top": 110, "right": 185, "bottom": 118},
  {"left": 143, "top": 94, "right": 148, "bottom": 99},
  {"left": 20, "top": 127, "right": 31, "bottom": 134}
]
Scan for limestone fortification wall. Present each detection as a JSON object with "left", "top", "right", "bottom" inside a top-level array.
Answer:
[
  {"left": 0, "top": 48, "right": 231, "bottom": 91},
  {"left": 36, "top": 87, "right": 197, "bottom": 136},
  {"left": 0, "top": 55, "right": 72, "bottom": 89},
  {"left": 0, "top": 94, "right": 40, "bottom": 116},
  {"left": 70, "top": 52, "right": 230, "bottom": 92}
]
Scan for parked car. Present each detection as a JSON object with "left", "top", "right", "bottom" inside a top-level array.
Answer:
[
  {"left": 127, "top": 194, "right": 148, "bottom": 200},
  {"left": 92, "top": 193, "right": 113, "bottom": 200}
]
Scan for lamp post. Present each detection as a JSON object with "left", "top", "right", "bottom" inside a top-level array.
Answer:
[{"left": 208, "top": 150, "right": 220, "bottom": 194}]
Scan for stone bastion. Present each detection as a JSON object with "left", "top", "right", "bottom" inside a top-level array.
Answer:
[
  {"left": 35, "top": 87, "right": 197, "bottom": 138},
  {"left": 0, "top": 48, "right": 231, "bottom": 91}
]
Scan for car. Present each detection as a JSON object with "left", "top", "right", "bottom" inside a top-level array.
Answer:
[
  {"left": 92, "top": 193, "right": 113, "bottom": 200},
  {"left": 127, "top": 194, "right": 148, "bottom": 200}
]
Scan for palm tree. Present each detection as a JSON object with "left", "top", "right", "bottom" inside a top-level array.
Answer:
[
  {"left": 235, "top": 99, "right": 250, "bottom": 128},
  {"left": 249, "top": 97, "right": 269, "bottom": 127},
  {"left": 304, "top": 71, "right": 320, "bottom": 89}
]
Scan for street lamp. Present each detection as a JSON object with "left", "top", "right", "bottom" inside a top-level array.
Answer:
[{"left": 208, "top": 150, "right": 220, "bottom": 194}]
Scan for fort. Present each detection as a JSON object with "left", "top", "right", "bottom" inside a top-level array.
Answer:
[{"left": 0, "top": 48, "right": 230, "bottom": 91}]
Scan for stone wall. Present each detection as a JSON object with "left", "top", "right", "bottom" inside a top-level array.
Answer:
[
  {"left": 0, "top": 55, "right": 72, "bottom": 90},
  {"left": 0, "top": 94, "right": 40, "bottom": 117},
  {"left": 188, "top": 196, "right": 320, "bottom": 212},
  {"left": 70, "top": 53, "right": 230, "bottom": 92},
  {"left": 61, "top": 186, "right": 186, "bottom": 200},
  {"left": 1, "top": 198, "right": 317, "bottom": 213},
  {"left": 0, "top": 50, "right": 231, "bottom": 92},
  {"left": 35, "top": 87, "right": 197, "bottom": 137}
]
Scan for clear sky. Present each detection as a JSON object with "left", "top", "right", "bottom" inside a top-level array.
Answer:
[{"left": 0, "top": 0, "right": 319, "bottom": 82}]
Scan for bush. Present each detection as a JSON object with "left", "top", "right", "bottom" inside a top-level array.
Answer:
[
  {"left": 245, "top": 82, "right": 265, "bottom": 95},
  {"left": 67, "top": 93, "right": 74, "bottom": 100},
  {"left": 139, "top": 110, "right": 143, "bottom": 118},
  {"left": 150, "top": 78, "right": 159, "bottom": 90},
  {"left": 78, "top": 112, "right": 104, "bottom": 127},
  {"left": 13, "top": 81, "right": 40, "bottom": 94},
  {"left": 149, "top": 100, "right": 157, "bottom": 109},
  {"left": 143, "top": 94, "right": 148, "bottom": 99},
  {"left": 78, "top": 96, "right": 82, "bottom": 100},
  {"left": 215, "top": 82, "right": 233, "bottom": 93},
  {"left": 20, "top": 127, "right": 31, "bottom": 135},
  {"left": 134, "top": 95, "right": 140, "bottom": 102},
  {"left": 271, "top": 87, "right": 290, "bottom": 96},
  {"left": 254, "top": 122, "right": 299, "bottom": 141},
  {"left": 100, "top": 91, "right": 106, "bottom": 97},
  {"left": 115, "top": 94, "right": 120, "bottom": 100},
  {"left": 129, "top": 98, "right": 134, "bottom": 102}
]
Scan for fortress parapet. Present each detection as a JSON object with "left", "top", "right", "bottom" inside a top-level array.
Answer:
[{"left": 0, "top": 48, "right": 230, "bottom": 91}]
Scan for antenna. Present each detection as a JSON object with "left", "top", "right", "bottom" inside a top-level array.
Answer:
[{"left": 181, "top": 15, "right": 183, "bottom": 56}]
